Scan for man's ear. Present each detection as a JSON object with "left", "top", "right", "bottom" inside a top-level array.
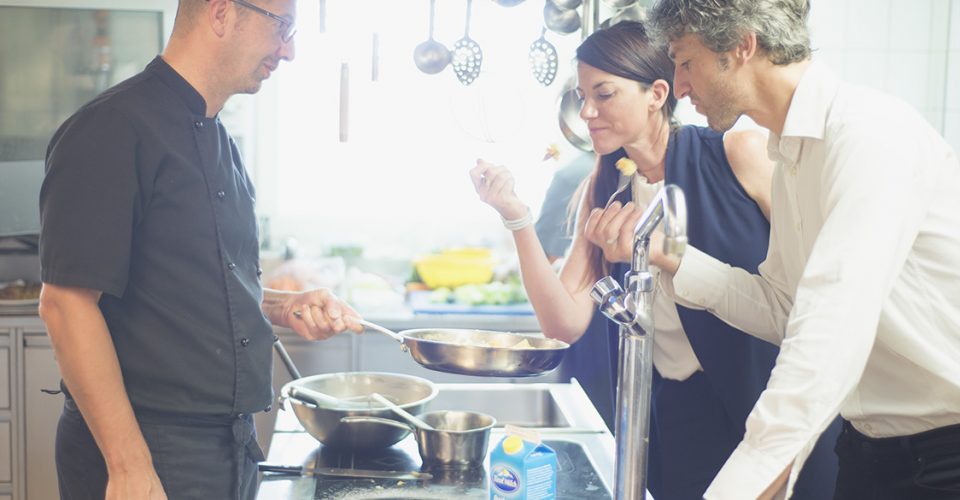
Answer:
[
  {"left": 208, "top": 0, "right": 230, "bottom": 38},
  {"left": 734, "top": 32, "right": 758, "bottom": 64}
]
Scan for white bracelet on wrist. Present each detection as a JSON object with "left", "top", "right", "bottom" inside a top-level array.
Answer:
[{"left": 501, "top": 206, "right": 533, "bottom": 231}]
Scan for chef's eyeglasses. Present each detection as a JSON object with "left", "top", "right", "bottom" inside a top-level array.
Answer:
[{"left": 229, "top": 0, "right": 297, "bottom": 43}]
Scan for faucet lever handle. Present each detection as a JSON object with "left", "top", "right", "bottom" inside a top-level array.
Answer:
[
  {"left": 591, "top": 276, "right": 637, "bottom": 326},
  {"left": 590, "top": 276, "right": 622, "bottom": 304}
]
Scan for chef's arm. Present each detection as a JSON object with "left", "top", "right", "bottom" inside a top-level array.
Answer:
[{"left": 39, "top": 283, "right": 165, "bottom": 498}]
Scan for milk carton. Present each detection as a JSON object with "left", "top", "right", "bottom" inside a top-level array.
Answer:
[{"left": 489, "top": 426, "right": 557, "bottom": 500}]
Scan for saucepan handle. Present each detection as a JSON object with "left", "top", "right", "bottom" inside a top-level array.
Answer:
[{"left": 272, "top": 336, "right": 302, "bottom": 380}]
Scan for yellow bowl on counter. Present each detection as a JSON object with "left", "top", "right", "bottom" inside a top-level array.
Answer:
[{"left": 415, "top": 249, "right": 494, "bottom": 289}]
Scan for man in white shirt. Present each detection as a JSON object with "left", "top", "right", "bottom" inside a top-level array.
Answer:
[{"left": 648, "top": 1, "right": 960, "bottom": 499}]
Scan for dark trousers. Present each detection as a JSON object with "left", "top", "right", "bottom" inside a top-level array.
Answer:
[
  {"left": 834, "top": 419, "right": 960, "bottom": 500},
  {"left": 647, "top": 371, "right": 840, "bottom": 500},
  {"left": 56, "top": 397, "right": 264, "bottom": 500}
]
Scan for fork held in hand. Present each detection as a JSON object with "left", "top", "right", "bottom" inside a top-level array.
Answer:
[{"left": 604, "top": 175, "right": 632, "bottom": 209}]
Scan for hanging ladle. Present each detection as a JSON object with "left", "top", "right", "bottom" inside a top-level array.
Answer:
[
  {"left": 413, "top": 0, "right": 452, "bottom": 75},
  {"left": 452, "top": 0, "right": 482, "bottom": 85}
]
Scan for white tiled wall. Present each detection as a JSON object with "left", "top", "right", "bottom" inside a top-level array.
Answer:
[
  {"left": 809, "top": 0, "right": 960, "bottom": 153},
  {"left": 946, "top": 0, "right": 960, "bottom": 153}
]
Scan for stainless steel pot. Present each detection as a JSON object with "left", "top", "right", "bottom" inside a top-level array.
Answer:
[
  {"left": 343, "top": 410, "right": 496, "bottom": 467},
  {"left": 362, "top": 321, "right": 569, "bottom": 377},
  {"left": 279, "top": 372, "right": 438, "bottom": 450},
  {"left": 544, "top": 0, "right": 581, "bottom": 34},
  {"left": 557, "top": 75, "right": 593, "bottom": 152}
]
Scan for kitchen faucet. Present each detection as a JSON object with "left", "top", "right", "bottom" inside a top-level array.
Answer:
[{"left": 590, "top": 184, "right": 687, "bottom": 500}]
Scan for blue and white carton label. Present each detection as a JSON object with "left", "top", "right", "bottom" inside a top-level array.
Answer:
[{"left": 489, "top": 428, "right": 557, "bottom": 500}]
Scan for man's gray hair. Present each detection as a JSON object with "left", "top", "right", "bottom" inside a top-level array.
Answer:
[{"left": 649, "top": 0, "right": 811, "bottom": 65}]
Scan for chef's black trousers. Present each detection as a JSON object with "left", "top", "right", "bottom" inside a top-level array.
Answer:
[
  {"left": 834, "top": 419, "right": 960, "bottom": 500},
  {"left": 55, "top": 396, "right": 265, "bottom": 500}
]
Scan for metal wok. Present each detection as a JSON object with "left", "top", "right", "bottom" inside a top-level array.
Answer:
[{"left": 362, "top": 321, "right": 570, "bottom": 378}]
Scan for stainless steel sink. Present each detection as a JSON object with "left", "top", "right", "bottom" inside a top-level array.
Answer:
[{"left": 429, "top": 384, "right": 570, "bottom": 428}]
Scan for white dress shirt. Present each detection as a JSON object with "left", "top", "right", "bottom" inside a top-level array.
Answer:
[
  {"left": 669, "top": 62, "right": 960, "bottom": 499},
  {"left": 630, "top": 174, "right": 702, "bottom": 381}
]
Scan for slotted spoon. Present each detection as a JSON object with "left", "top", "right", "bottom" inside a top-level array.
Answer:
[
  {"left": 452, "top": 0, "right": 482, "bottom": 85},
  {"left": 529, "top": 27, "right": 558, "bottom": 86}
]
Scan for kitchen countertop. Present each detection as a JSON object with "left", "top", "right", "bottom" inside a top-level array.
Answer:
[
  {"left": 256, "top": 382, "right": 616, "bottom": 500},
  {"left": 1, "top": 309, "right": 540, "bottom": 332}
]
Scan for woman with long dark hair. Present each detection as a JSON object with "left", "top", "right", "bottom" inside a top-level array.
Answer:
[{"left": 470, "top": 21, "right": 838, "bottom": 499}]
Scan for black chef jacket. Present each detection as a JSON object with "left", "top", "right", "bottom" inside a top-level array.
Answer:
[{"left": 40, "top": 56, "right": 273, "bottom": 418}]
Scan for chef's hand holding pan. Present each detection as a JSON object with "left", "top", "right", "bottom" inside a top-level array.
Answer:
[
  {"left": 266, "top": 288, "right": 363, "bottom": 340},
  {"left": 469, "top": 159, "right": 528, "bottom": 221}
]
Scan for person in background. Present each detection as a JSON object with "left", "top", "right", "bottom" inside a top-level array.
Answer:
[
  {"left": 647, "top": 1, "right": 960, "bottom": 499},
  {"left": 534, "top": 151, "right": 595, "bottom": 264},
  {"left": 470, "top": 20, "right": 838, "bottom": 500},
  {"left": 38, "top": 1, "right": 362, "bottom": 499}
]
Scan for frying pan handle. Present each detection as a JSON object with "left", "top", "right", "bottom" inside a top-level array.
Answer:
[
  {"left": 273, "top": 336, "right": 302, "bottom": 380},
  {"left": 340, "top": 416, "right": 413, "bottom": 432},
  {"left": 359, "top": 320, "right": 406, "bottom": 344}
]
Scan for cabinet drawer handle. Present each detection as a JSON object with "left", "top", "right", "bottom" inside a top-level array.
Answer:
[{"left": 40, "top": 388, "right": 62, "bottom": 395}]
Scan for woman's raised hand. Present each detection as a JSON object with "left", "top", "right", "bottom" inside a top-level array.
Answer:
[{"left": 469, "top": 159, "right": 527, "bottom": 220}]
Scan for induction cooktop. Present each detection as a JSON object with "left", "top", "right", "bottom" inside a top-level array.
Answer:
[{"left": 312, "top": 438, "right": 611, "bottom": 500}]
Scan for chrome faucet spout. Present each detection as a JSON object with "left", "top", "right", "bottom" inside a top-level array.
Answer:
[
  {"left": 590, "top": 184, "right": 687, "bottom": 500},
  {"left": 633, "top": 184, "right": 688, "bottom": 268}
]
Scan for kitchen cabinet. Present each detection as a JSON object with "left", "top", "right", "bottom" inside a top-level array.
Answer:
[
  {"left": 0, "top": 318, "right": 66, "bottom": 500},
  {"left": 0, "top": 317, "right": 46, "bottom": 500},
  {"left": 0, "top": 327, "right": 16, "bottom": 500},
  {"left": 22, "top": 333, "right": 60, "bottom": 500}
]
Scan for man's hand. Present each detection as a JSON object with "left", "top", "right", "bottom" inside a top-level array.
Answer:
[
  {"left": 265, "top": 288, "right": 363, "bottom": 340},
  {"left": 106, "top": 467, "right": 167, "bottom": 500}
]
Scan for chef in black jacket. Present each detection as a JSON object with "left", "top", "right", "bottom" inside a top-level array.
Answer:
[{"left": 37, "top": 1, "right": 361, "bottom": 499}]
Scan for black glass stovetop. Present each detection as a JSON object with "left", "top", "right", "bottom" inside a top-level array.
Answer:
[{"left": 312, "top": 438, "right": 611, "bottom": 500}]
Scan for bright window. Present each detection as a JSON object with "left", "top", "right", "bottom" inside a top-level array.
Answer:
[{"left": 254, "top": 0, "right": 586, "bottom": 258}]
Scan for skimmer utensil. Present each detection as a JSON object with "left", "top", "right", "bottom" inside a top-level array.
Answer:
[
  {"left": 452, "top": 0, "right": 482, "bottom": 85},
  {"left": 529, "top": 27, "right": 558, "bottom": 86}
]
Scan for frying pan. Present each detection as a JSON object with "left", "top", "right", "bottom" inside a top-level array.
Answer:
[
  {"left": 360, "top": 320, "right": 569, "bottom": 378},
  {"left": 285, "top": 315, "right": 569, "bottom": 377}
]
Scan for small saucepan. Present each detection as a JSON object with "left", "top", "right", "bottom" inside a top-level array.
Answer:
[{"left": 342, "top": 410, "right": 496, "bottom": 468}]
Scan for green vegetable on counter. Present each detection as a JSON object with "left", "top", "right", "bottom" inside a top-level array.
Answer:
[{"left": 428, "top": 282, "right": 528, "bottom": 306}]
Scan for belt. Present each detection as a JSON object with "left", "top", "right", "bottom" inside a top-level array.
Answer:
[{"left": 843, "top": 419, "right": 960, "bottom": 455}]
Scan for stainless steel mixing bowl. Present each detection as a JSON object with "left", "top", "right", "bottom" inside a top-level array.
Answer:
[{"left": 280, "top": 372, "right": 438, "bottom": 450}]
